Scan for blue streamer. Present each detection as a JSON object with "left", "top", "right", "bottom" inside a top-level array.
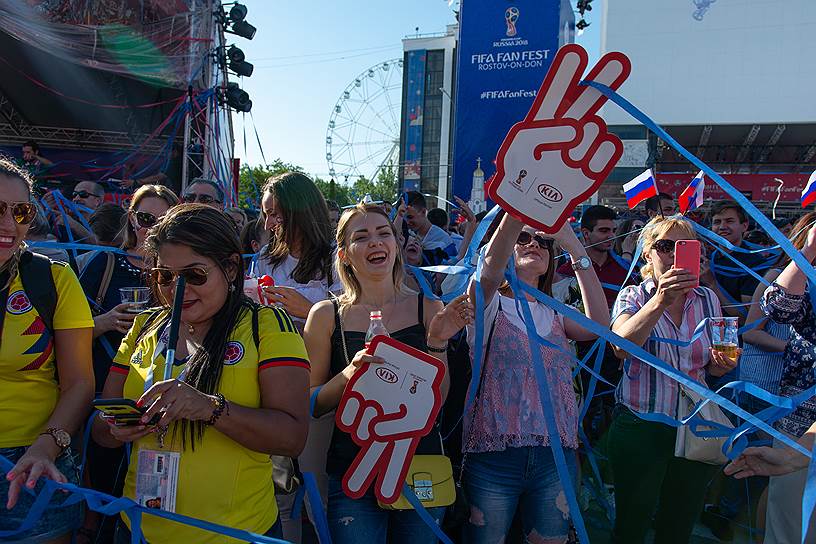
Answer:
[{"left": 400, "top": 483, "right": 453, "bottom": 544}]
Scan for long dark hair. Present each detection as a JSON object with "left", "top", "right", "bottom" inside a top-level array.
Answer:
[
  {"left": 144, "top": 204, "right": 249, "bottom": 449},
  {"left": 498, "top": 236, "right": 556, "bottom": 297},
  {"left": 262, "top": 172, "right": 333, "bottom": 284}
]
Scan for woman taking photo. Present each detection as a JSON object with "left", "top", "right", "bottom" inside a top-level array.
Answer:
[
  {"left": 0, "top": 158, "right": 94, "bottom": 543},
  {"left": 609, "top": 216, "right": 739, "bottom": 544},
  {"left": 306, "top": 203, "right": 471, "bottom": 543},
  {"left": 91, "top": 205, "right": 310, "bottom": 543},
  {"left": 462, "top": 214, "right": 608, "bottom": 543}
]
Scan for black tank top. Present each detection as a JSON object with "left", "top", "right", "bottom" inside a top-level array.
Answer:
[{"left": 326, "top": 294, "right": 443, "bottom": 477}]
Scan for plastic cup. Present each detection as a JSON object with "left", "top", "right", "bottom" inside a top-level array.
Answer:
[
  {"left": 119, "top": 287, "right": 152, "bottom": 314},
  {"left": 710, "top": 317, "right": 739, "bottom": 357}
]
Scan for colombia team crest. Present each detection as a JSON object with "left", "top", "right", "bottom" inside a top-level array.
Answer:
[
  {"left": 223, "top": 341, "right": 244, "bottom": 365},
  {"left": 7, "top": 290, "right": 32, "bottom": 314}
]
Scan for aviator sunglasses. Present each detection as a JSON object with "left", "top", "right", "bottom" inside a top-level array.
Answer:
[
  {"left": 150, "top": 265, "right": 212, "bottom": 287},
  {"left": 134, "top": 211, "right": 159, "bottom": 230},
  {"left": 652, "top": 239, "right": 677, "bottom": 254},
  {"left": 72, "top": 190, "right": 101, "bottom": 199},
  {"left": 516, "top": 231, "right": 553, "bottom": 248},
  {"left": 0, "top": 200, "right": 37, "bottom": 225},
  {"left": 182, "top": 193, "right": 218, "bottom": 205}
]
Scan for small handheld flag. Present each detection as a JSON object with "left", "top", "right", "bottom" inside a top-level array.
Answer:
[
  {"left": 679, "top": 171, "right": 705, "bottom": 214},
  {"left": 622, "top": 169, "right": 658, "bottom": 210},
  {"left": 802, "top": 170, "right": 816, "bottom": 208}
]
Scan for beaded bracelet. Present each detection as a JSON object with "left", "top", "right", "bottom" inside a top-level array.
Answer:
[{"left": 206, "top": 393, "right": 228, "bottom": 426}]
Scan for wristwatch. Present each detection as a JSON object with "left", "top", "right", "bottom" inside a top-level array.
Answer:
[
  {"left": 40, "top": 428, "right": 71, "bottom": 451},
  {"left": 571, "top": 255, "right": 592, "bottom": 271}
]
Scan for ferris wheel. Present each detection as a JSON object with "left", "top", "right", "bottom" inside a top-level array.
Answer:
[{"left": 326, "top": 58, "right": 404, "bottom": 182}]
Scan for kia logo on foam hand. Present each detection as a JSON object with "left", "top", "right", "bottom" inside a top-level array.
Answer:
[
  {"left": 537, "top": 184, "right": 563, "bottom": 202},
  {"left": 375, "top": 367, "right": 398, "bottom": 384}
]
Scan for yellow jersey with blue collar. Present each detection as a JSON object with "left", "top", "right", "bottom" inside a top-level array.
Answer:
[
  {"left": 0, "top": 262, "right": 93, "bottom": 448},
  {"left": 113, "top": 305, "right": 309, "bottom": 543}
]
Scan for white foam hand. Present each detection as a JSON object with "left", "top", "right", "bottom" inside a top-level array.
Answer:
[
  {"left": 336, "top": 340, "right": 445, "bottom": 503},
  {"left": 488, "top": 44, "right": 631, "bottom": 233}
]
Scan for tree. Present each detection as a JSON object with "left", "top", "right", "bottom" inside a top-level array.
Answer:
[{"left": 238, "top": 159, "right": 303, "bottom": 209}]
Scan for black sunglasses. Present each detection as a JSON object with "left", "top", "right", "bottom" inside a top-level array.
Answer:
[
  {"left": 134, "top": 211, "right": 159, "bottom": 230},
  {"left": 150, "top": 266, "right": 211, "bottom": 287},
  {"left": 0, "top": 200, "right": 36, "bottom": 225},
  {"left": 652, "top": 239, "right": 677, "bottom": 254},
  {"left": 516, "top": 231, "right": 552, "bottom": 248},
  {"left": 72, "top": 190, "right": 101, "bottom": 199},
  {"left": 182, "top": 193, "right": 218, "bottom": 205}
]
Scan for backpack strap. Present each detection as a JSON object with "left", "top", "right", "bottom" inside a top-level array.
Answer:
[
  {"left": 94, "top": 252, "right": 115, "bottom": 311},
  {"left": 251, "top": 303, "right": 260, "bottom": 350},
  {"left": 19, "top": 251, "right": 57, "bottom": 332}
]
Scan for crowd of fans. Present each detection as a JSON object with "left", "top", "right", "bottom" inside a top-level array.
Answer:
[{"left": 2, "top": 140, "right": 816, "bottom": 544}]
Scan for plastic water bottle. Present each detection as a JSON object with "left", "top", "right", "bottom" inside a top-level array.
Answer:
[{"left": 365, "top": 310, "right": 389, "bottom": 347}]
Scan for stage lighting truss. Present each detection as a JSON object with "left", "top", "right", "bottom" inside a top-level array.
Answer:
[
  {"left": 216, "top": 2, "right": 257, "bottom": 41},
  {"left": 218, "top": 82, "right": 252, "bottom": 113},
  {"left": 215, "top": 45, "right": 254, "bottom": 78}
]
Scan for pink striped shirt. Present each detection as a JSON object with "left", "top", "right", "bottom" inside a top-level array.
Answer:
[{"left": 611, "top": 277, "right": 721, "bottom": 417}]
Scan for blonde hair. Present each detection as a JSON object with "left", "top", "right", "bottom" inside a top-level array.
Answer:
[
  {"left": 639, "top": 216, "right": 697, "bottom": 279},
  {"left": 335, "top": 203, "right": 405, "bottom": 305},
  {"left": 123, "top": 185, "right": 180, "bottom": 250}
]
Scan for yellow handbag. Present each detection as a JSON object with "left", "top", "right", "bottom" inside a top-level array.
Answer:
[{"left": 377, "top": 454, "right": 456, "bottom": 510}]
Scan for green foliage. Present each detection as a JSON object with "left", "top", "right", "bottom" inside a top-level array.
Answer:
[
  {"left": 238, "top": 159, "right": 303, "bottom": 209},
  {"left": 238, "top": 159, "right": 399, "bottom": 210}
]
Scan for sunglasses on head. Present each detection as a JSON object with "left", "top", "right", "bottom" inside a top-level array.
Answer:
[
  {"left": 182, "top": 193, "right": 217, "bottom": 205},
  {"left": 72, "top": 190, "right": 101, "bottom": 199},
  {"left": 150, "top": 265, "right": 211, "bottom": 286},
  {"left": 0, "top": 200, "right": 36, "bottom": 225},
  {"left": 516, "top": 231, "right": 552, "bottom": 247},
  {"left": 652, "top": 239, "right": 677, "bottom": 254},
  {"left": 134, "top": 211, "right": 159, "bottom": 230}
]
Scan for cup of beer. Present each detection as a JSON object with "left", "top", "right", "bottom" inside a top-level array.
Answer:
[
  {"left": 119, "top": 287, "right": 152, "bottom": 313},
  {"left": 711, "top": 317, "right": 739, "bottom": 357}
]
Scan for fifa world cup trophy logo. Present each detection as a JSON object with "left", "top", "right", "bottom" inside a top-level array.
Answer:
[{"left": 505, "top": 7, "right": 519, "bottom": 37}]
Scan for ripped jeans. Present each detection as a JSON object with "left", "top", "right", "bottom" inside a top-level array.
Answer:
[
  {"left": 462, "top": 446, "right": 577, "bottom": 544},
  {"left": 327, "top": 475, "right": 446, "bottom": 544}
]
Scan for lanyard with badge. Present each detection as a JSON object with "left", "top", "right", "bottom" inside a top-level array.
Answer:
[{"left": 136, "top": 277, "right": 186, "bottom": 513}]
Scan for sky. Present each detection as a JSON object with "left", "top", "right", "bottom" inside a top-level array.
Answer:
[{"left": 231, "top": 0, "right": 601, "bottom": 181}]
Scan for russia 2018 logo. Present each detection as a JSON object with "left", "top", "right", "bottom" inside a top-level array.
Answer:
[
  {"left": 7, "top": 291, "right": 32, "bottom": 315},
  {"left": 224, "top": 341, "right": 244, "bottom": 365}
]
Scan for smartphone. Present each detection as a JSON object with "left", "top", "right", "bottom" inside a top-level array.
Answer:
[
  {"left": 93, "top": 398, "right": 159, "bottom": 426},
  {"left": 674, "top": 240, "right": 701, "bottom": 288}
]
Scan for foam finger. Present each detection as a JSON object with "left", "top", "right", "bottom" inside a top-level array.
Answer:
[
  {"left": 560, "top": 52, "right": 630, "bottom": 120},
  {"left": 567, "top": 120, "right": 600, "bottom": 163},
  {"left": 530, "top": 46, "right": 587, "bottom": 122},
  {"left": 587, "top": 138, "right": 622, "bottom": 175}
]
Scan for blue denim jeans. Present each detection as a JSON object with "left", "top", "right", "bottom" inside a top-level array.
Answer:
[
  {"left": 462, "top": 446, "right": 577, "bottom": 544},
  {"left": 0, "top": 446, "right": 82, "bottom": 543},
  {"left": 327, "top": 475, "right": 446, "bottom": 544}
]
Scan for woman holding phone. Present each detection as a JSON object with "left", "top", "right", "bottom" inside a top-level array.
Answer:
[
  {"left": 91, "top": 205, "right": 310, "bottom": 543},
  {"left": 609, "top": 215, "right": 740, "bottom": 544}
]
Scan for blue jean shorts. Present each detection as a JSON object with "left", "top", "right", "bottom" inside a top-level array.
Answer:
[{"left": 0, "top": 446, "right": 83, "bottom": 543}]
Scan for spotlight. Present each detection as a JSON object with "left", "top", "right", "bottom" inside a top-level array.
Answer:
[
  {"left": 229, "top": 3, "right": 248, "bottom": 22},
  {"left": 576, "top": 19, "right": 590, "bottom": 30},
  {"left": 225, "top": 82, "right": 252, "bottom": 112},
  {"left": 231, "top": 19, "right": 257, "bottom": 40},
  {"left": 227, "top": 45, "right": 253, "bottom": 77}
]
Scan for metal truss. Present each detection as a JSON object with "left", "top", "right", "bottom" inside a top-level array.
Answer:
[{"left": 0, "top": 122, "right": 165, "bottom": 153}]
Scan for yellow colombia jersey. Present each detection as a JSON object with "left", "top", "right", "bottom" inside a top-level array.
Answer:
[
  {"left": 0, "top": 262, "right": 93, "bottom": 448},
  {"left": 114, "top": 305, "right": 310, "bottom": 544}
]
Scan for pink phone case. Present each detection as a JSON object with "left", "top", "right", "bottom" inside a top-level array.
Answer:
[{"left": 674, "top": 240, "right": 701, "bottom": 287}]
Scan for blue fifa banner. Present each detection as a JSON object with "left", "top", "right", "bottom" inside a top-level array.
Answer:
[
  {"left": 452, "top": 0, "right": 573, "bottom": 210},
  {"left": 402, "top": 50, "right": 427, "bottom": 193}
]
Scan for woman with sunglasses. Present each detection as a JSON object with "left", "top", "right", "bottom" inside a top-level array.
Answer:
[
  {"left": 0, "top": 158, "right": 95, "bottom": 543},
  {"left": 462, "top": 214, "right": 608, "bottom": 544},
  {"left": 608, "top": 216, "right": 740, "bottom": 544},
  {"left": 307, "top": 203, "right": 470, "bottom": 544},
  {"left": 77, "top": 185, "right": 178, "bottom": 542},
  {"left": 91, "top": 204, "right": 310, "bottom": 543}
]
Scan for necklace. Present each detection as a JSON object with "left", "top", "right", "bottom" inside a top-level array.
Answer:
[{"left": 186, "top": 323, "right": 195, "bottom": 334}]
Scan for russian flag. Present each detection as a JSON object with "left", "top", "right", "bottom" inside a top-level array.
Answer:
[
  {"left": 679, "top": 171, "right": 705, "bottom": 214},
  {"left": 622, "top": 169, "right": 658, "bottom": 209},
  {"left": 802, "top": 170, "right": 816, "bottom": 208}
]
